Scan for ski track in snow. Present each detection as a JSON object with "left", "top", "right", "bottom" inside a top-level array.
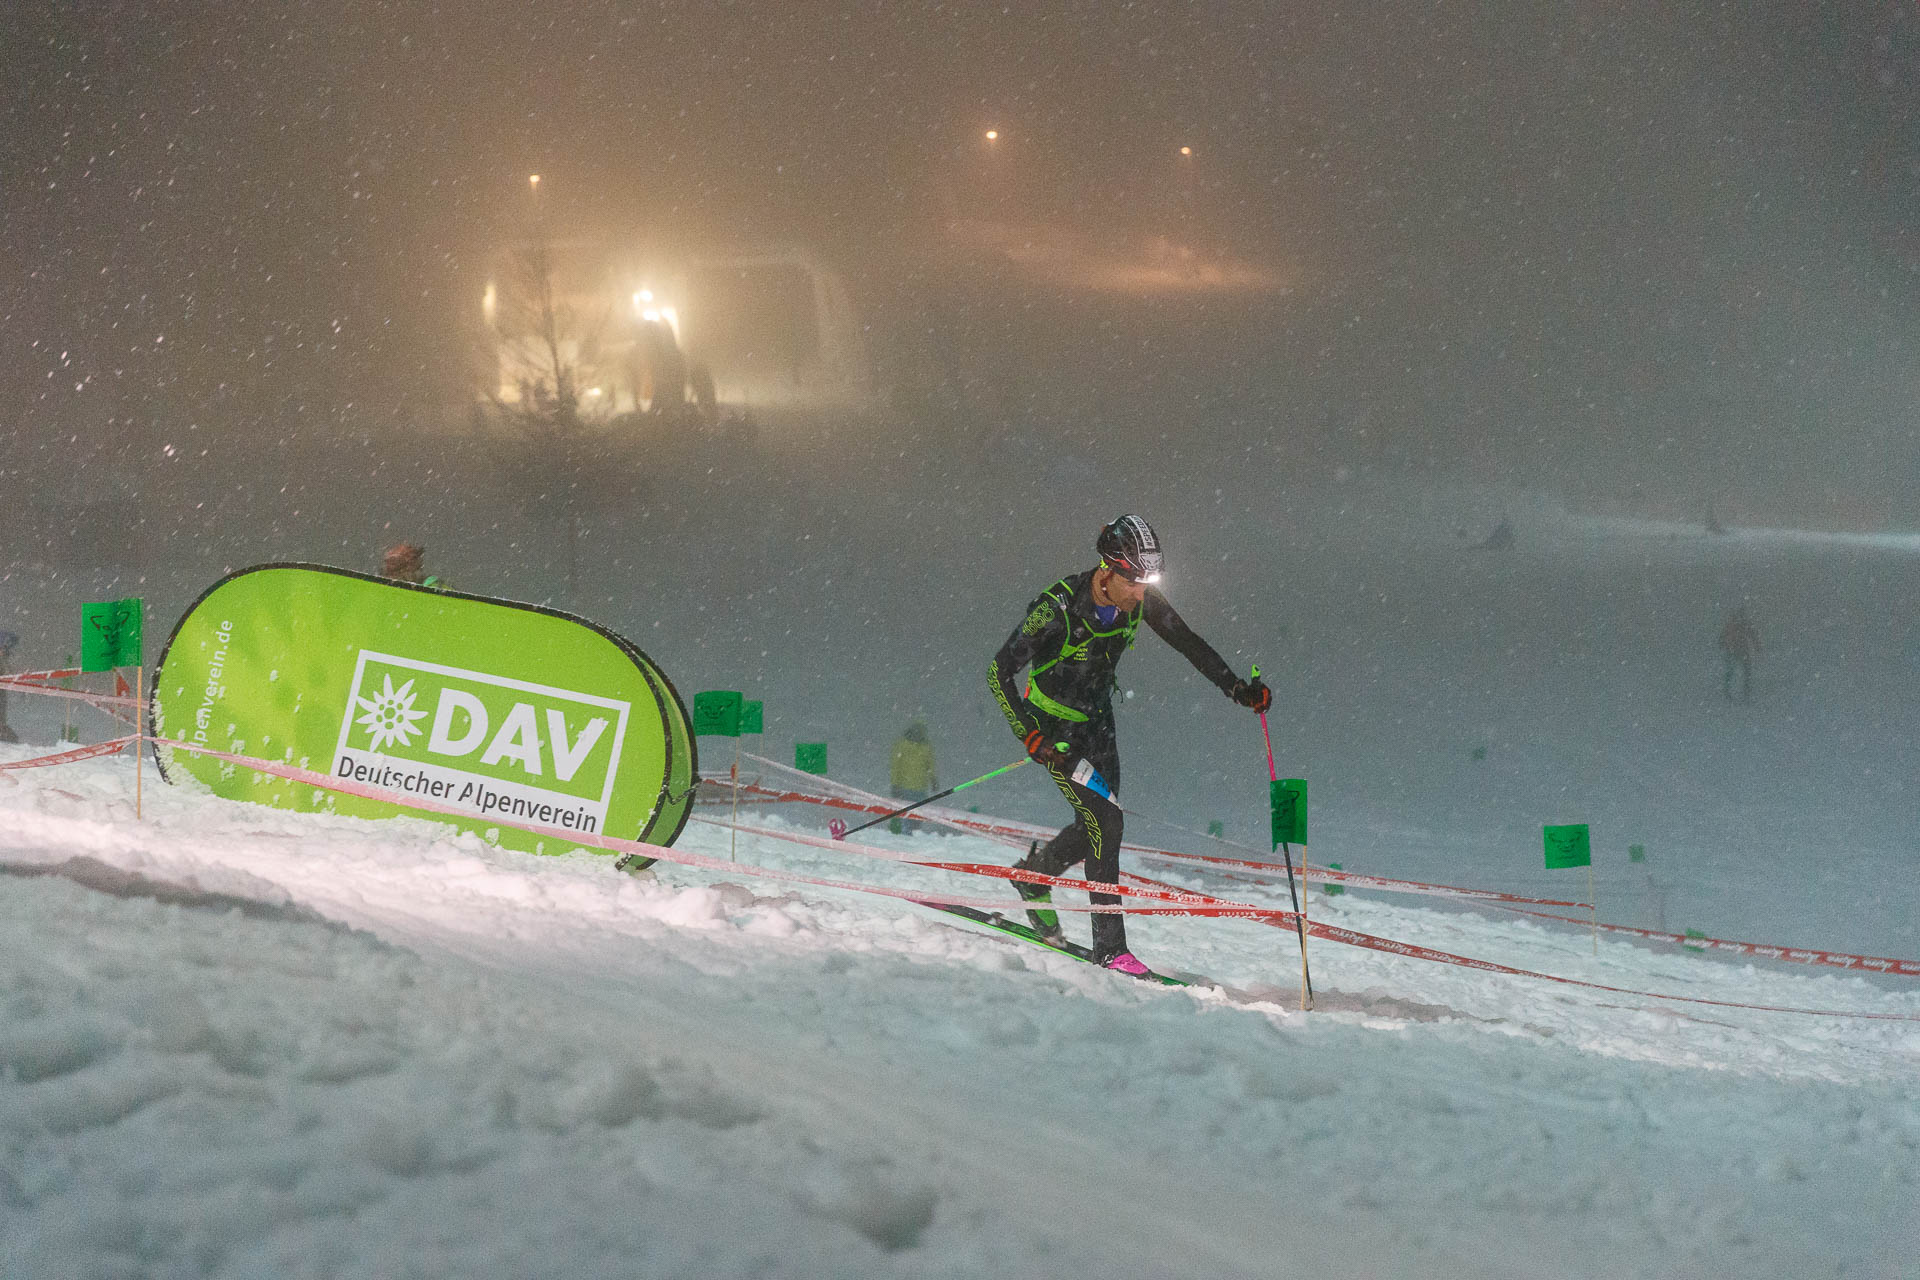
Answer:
[
  {"left": 3, "top": 492, "right": 1919, "bottom": 1277},
  {"left": 1, "top": 752, "right": 1916, "bottom": 1280}
]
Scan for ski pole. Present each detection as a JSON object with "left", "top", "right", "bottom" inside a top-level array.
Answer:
[
  {"left": 1252, "top": 664, "right": 1313, "bottom": 1010},
  {"left": 831, "top": 756, "right": 1031, "bottom": 840}
]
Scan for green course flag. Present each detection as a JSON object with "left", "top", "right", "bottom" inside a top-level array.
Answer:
[
  {"left": 149, "top": 564, "right": 696, "bottom": 860},
  {"left": 795, "top": 742, "right": 828, "bottom": 775},
  {"left": 1271, "top": 778, "right": 1307, "bottom": 847},
  {"left": 692, "top": 690, "right": 743, "bottom": 736},
  {"left": 1324, "top": 862, "right": 1345, "bottom": 896},
  {"left": 1628, "top": 843, "right": 1646, "bottom": 864},
  {"left": 82, "top": 597, "right": 143, "bottom": 672},
  {"left": 741, "top": 700, "right": 763, "bottom": 734},
  {"left": 1543, "top": 823, "right": 1592, "bottom": 869}
]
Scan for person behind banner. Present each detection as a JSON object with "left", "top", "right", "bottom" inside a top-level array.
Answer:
[
  {"left": 988, "top": 515, "right": 1271, "bottom": 976},
  {"left": 381, "top": 542, "right": 451, "bottom": 591},
  {"left": 0, "top": 630, "right": 19, "bottom": 743},
  {"left": 887, "top": 720, "right": 938, "bottom": 835}
]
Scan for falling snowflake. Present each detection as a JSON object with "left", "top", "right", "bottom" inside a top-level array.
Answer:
[{"left": 354, "top": 675, "right": 429, "bottom": 752}]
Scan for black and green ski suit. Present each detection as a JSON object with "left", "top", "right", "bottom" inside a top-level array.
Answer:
[{"left": 989, "top": 568, "right": 1240, "bottom": 961}]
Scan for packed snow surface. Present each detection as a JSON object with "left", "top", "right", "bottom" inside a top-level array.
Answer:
[
  {"left": 1, "top": 748, "right": 1915, "bottom": 1279},
  {"left": 2, "top": 499, "right": 1918, "bottom": 1278}
]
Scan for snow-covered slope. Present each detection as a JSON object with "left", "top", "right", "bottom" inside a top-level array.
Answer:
[
  {"left": 4, "top": 481, "right": 1918, "bottom": 1277},
  {"left": 2, "top": 745, "right": 1914, "bottom": 1279}
]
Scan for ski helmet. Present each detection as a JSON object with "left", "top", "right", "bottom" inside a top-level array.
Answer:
[{"left": 1096, "top": 515, "right": 1163, "bottom": 583}]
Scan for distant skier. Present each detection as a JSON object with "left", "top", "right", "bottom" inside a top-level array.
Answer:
[
  {"left": 1719, "top": 605, "right": 1760, "bottom": 703},
  {"left": 887, "top": 720, "right": 938, "bottom": 835},
  {"left": 0, "top": 630, "right": 19, "bottom": 743},
  {"left": 989, "top": 515, "right": 1270, "bottom": 975}
]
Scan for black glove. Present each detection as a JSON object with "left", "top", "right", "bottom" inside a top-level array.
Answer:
[
  {"left": 1023, "top": 728, "right": 1072, "bottom": 768},
  {"left": 1230, "top": 678, "right": 1272, "bottom": 713}
]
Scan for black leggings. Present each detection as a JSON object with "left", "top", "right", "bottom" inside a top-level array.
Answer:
[{"left": 1020, "top": 725, "right": 1127, "bottom": 959}]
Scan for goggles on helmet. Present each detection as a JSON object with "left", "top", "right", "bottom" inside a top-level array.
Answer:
[{"left": 1100, "top": 555, "right": 1162, "bottom": 585}]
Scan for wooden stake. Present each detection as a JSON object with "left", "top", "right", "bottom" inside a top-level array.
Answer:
[
  {"left": 1589, "top": 861, "right": 1597, "bottom": 955},
  {"left": 730, "top": 739, "right": 740, "bottom": 862},
  {"left": 133, "top": 665, "right": 143, "bottom": 820}
]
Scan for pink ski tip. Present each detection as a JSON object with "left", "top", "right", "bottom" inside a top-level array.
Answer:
[
  {"left": 828, "top": 818, "right": 847, "bottom": 840},
  {"left": 1103, "top": 952, "right": 1151, "bottom": 976}
]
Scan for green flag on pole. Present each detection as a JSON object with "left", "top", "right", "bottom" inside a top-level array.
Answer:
[
  {"left": 691, "top": 690, "right": 743, "bottom": 736},
  {"left": 81, "top": 598, "right": 143, "bottom": 672},
  {"left": 1270, "top": 778, "right": 1307, "bottom": 847},
  {"left": 795, "top": 742, "right": 828, "bottom": 775},
  {"left": 741, "top": 700, "right": 763, "bottom": 734},
  {"left": 1543, "top": 823, "right": 1592, "bottom": 869}
]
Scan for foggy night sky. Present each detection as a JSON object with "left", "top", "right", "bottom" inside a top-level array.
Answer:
[{"left": 7, "top": 2, "right": 1920, "bottom": 520}]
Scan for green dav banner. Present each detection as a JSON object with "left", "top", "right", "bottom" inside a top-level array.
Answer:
[{"left": 149, "top": 565, "right": 697, "bottom": 858}]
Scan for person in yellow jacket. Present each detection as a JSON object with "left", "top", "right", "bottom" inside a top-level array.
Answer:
[{"left": 888, "top": 721, "right": 938, "bottom": 834}]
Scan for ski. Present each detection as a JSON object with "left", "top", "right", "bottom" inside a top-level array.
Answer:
[{"left": 915, "top": 900, "right": 1188, "bottom": 986}]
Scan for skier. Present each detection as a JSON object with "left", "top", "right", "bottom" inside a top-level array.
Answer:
[
  {"left": 988, "top": 515, "right": 1271, "bottom": 974},
  {"left": 1719, "top": 605, "right": 1760, "bottom": 703},
  {"left": 888, "top": 720, "right": 938, "bottom": 835}
]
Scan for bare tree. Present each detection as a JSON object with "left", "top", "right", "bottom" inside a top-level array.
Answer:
[{"left": 478, "top": 219, "right": 642, "bottom": 603}]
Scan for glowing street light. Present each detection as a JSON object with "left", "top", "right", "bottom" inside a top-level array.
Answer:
[
  {"left": 984, "top": 129, "right": 999, "bottom": 142},
  {"left": 528, "top": 174, "right": 541, "bottom": 191},
  {"left": 1179, "top": 145, "right": 1192, "bottom": 157}
]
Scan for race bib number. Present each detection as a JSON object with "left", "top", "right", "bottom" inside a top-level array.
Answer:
[{"left": 1070, "top": 756, "right": 1113, "bottom": 800}]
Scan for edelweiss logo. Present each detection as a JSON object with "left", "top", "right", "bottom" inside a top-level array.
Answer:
[{"left": 353, "top": 674, "right": 429, "bottom": 751}]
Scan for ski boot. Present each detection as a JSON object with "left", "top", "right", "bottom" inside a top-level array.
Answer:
[
  {"left": 1013, "top": 842, "right": 1067, "bottom": 947},
  {"left": 1099, "top": 951, "right": 1151, "bottom": 977}
]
